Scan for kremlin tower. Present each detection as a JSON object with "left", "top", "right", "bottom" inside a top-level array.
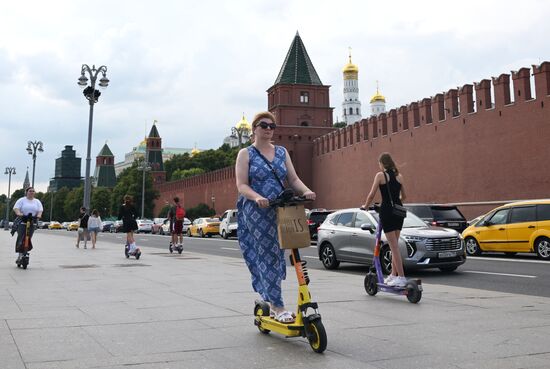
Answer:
[{"left": 342, "top": 49, "right": 362, "bottom": 125}]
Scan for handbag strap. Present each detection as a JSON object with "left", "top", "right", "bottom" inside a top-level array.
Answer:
[
  {"left": 250, "top": 146, "right": 286, "bottom": 190},
  {"left": 383, "top": 171, "right": 395, "bottom": 207}
]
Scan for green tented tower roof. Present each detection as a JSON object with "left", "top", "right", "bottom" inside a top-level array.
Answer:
[
  {"left": 148, "top": 123, "right": 160, "bottom": 138},
  {"left": 274, "top": 32, "right": 323, "bottom": 86},
  {"left": 98, "top": 143, "right": 114, "bottom": 157}
]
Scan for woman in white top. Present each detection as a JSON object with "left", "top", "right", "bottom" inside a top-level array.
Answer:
[
  {"left": 13, "top": 187, "right": 43, "bottom": 260},
  {"left": 87, "top": 209, "right": 102, "bottom": 249}
]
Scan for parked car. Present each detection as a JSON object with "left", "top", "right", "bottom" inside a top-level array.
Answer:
[
  {"left": 61, "top": 222, "right": 70, "bottom": 230},
  {"left": 159, "top": 218, "right": 191, "bottom": 235},
  {"left": 37, "top": 220, "right": 50, "bottom": 229},
  {"left": 110, "top": 220, "right": 124, "bottom": 233},
  {"left": 152, "top": 218, "right": 167, "bottom": 234},
  {"left": 462, "top": 200, "right": 550, "bottom": 260},
  {"left": 219, "top": 209, "right": 238, "bottom": 239},
  {"left": 317, "top": 208, "right": 466, "bottom": 274},
  {"left": 188, "top": 217, "right": 221, "bottom": 238},
  {"left": 136, "top": 219, "right": 153, "bottom": 233},
  {"left": 67, "top": 221, "right": 79, "bottom": 231},
  {"left": 101, "top": 221, "right": 114, "bottom": 232},
  {"left": 307, "top": 209, "right": 334, "bottom": 240},
  {"left": 405, "top": 204, "right": 468, "bottom": 233},
  {"left": 48, "top": 221, "right": 63, "bottom": 230}
]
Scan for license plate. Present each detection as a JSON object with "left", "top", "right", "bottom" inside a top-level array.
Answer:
[
  {"left": 438, "top": 251, "right": 457, "bottom": 258},
  {"left": 447, "top": 222, "right": 460, "bottom": 227}
]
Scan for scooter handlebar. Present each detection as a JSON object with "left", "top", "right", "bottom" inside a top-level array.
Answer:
[{"left": 269, "top": 195, "right": 311, "bottom": 207}]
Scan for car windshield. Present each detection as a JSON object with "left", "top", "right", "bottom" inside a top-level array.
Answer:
[
  {"left": 431, "top": 207, "right": 464, "bottom": 221},
  {"left": 309, "top": 211, "right": 332, "bottom": 223},
  {"left": 206, "top": 218, "right": 219, "bottom": 222},
  {"left": 371, "top": 211, "right": 427, "bottom": 228}
]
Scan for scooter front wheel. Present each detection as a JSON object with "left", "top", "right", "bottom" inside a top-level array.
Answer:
[
  {"left": 406, "top": 280, "right": 422, "bottom": 303},
  {"left": 306, "top": 319, "right": 327, "bottom": 353},
  {"left": 254, "top": 302, "right": 271, "bottom": 334},
  {"left": 364, "top": 273, "right": 378, "bottom": 296}
]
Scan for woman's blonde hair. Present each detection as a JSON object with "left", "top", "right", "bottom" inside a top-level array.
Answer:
[
  {"left": 379, "top": 152, "right": 399, "bottom": 174},
  {"left": 251, "top": 111, "right": 277, "bottom": 128}
]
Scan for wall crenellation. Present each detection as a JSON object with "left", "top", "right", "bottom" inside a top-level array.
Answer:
[{"left": 313, "top": 61, "right": 550, "bottom": 156}]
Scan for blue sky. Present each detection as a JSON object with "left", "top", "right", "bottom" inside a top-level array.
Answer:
[{"left": 1, "top": 0, "right": 549, "bottom": 194}]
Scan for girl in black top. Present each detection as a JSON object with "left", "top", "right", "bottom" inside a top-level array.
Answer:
[
  {"left": 118, "top": 195, "right": 138, "bottom": 251},
  {"left": 76, "top": 207, "right": 90, "bottom": 249},
  {"left": 362, "top": 153, "right": 408, "bottom": 287}
]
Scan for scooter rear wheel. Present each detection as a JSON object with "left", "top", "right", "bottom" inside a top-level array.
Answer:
[
  {"left": 364, "top": 273, "right": 378, "bottom": 296},
  {"left": 254, "top": 302, "right": 271, "bottom": 334},
  {"left": 406, "top": 280, "right": 422, "bottom": 303},
  {"left": 306, "top": 319, "right": 327, "bottom": 353}
]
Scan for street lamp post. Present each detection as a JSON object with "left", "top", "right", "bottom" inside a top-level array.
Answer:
[
  {"left": 26, "top": 141, "right": 43, "bottom": 188},
  {"left": 77, "top": 64, "right": 109, "bottom": 212},
  {"left": 4, "top": 167, "right": 16, "bottom": 230},
  {"left": 137, "top": 157, "right": 151, "bottom": 219}
]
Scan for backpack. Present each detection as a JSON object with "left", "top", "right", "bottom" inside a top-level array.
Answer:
[{"left": 175, "top": 205, "right": 185, "bottom": 221}]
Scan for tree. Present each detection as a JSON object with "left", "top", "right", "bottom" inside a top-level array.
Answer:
[
  {"left": 333, "top": 122, "right": 347, "bottom": 128},
  {"left": 158, "top": 204, "right": 171, "bottom": 218},
  {"left": 111, "top": 162, "right": 159, "bottom": 218},
  {"left": 64, "top": 186, "right": 84, "bottom": 221},
  {"left": 186, "top": 203, "right": 215, "bottom": 220},
  {"left": 91, "top": 187, "right": 112, "bottom": 218},
  {"left": 172, "top": 168, "right": 205, "bottom": 180},
  {"left": 51, "top": 187, "right": 70, "bottom": 221}
]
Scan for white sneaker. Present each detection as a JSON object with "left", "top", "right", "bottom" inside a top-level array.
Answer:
[
  {"left": 388, "top": 277, "right": 408, "bottom": 287},
  {"left": 384, "top": 275, "right": 396, "bottom": 284}
]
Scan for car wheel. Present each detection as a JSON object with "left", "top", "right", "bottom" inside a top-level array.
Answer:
[
  {"left": 222, "top": 230, "right": 228, "bottom": 239},
  {"left": 199, "top": 229, "right": 204, "bottom": 238},
  {"left": 187, "top": 229, "right": 192, "bottom": 237},
  {"left": 319, "top": 243, "right": 340, "bottom": 270},
  {"left": 439, "top": 266, "right": 458, "bottom": 273},
  {"left": 465, "top": 237, "right": 481, "bottom": 256},
  {"left": 380, "top": 244, "right": 392, "bottom": 275},
  {"left": 535, "top": 237, "right": 550, "bottom": 260}
]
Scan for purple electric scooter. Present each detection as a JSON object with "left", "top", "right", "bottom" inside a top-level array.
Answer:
[{"left": 362, "top": 207, "right": 422, "bottom": 303}]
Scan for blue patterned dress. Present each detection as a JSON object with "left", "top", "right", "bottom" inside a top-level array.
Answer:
[{"left": 238, "top": 145, "right": 288, "bottom": 307}]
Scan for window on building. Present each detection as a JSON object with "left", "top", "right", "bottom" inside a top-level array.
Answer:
[
  {"left": 356, "top": 108, "right": 360, "bottom": 115},
  {"left": 349, "top": 107, "right": 353, "bottom": 115},
  {"left": 300, "top": 91, "right": 309, "bottom": 103}
]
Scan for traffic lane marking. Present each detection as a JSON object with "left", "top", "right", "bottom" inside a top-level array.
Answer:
[
  {"left": 462, "top": 270, "right": 536, "bottom": 278},
  {"left": 468, "top": 256, "right": 549, "bottom": 265},
  {"left": 221, "top": 247, "right": 240, "bottom": 251}
]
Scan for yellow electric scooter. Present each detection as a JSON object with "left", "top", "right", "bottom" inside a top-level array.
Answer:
[{"left": 254, "top": 195, "right": 327, "bottom": 353}]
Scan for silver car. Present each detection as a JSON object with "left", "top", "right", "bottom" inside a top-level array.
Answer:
[{"left": 317, "top": 208, "right": 466, "bottom": 274}]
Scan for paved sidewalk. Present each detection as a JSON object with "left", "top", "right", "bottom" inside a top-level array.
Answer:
[{"left": 1, "top": 230, "right": 549, "bottom": 369}]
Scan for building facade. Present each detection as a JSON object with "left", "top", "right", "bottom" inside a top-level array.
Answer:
[
  {"left": 48, "top": 145, "right": 82, "bottom": 192},
  {"left": 342, "top": 51, "right": 362, "bottom": 124}
]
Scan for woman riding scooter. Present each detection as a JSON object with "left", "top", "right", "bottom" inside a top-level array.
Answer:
[{"left": 13, "top": 187, "right": 43, "bottom": 265}]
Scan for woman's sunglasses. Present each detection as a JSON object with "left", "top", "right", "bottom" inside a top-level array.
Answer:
[{"left": 256, "top": 121, "right": 277, "bottom": 130}]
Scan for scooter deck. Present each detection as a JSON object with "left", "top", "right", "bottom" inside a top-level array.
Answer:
[{"left": 255, "top": 316, "right": 303, "bottom": 337}]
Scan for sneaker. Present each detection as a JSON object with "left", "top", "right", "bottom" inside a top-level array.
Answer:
[
  {"left": 384, "top": 275, "right": 396, "bottom": 284},
  {"left": 388, "top": 276, "right": 408, "bottom": 287}
]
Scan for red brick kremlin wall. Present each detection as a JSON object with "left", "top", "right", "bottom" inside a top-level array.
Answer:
[
  {"left": 311, "top": 62, "right": 550, "bottom": 219},
  {"left": 155, "top": 62, "right": 550, "bottom": 219}
]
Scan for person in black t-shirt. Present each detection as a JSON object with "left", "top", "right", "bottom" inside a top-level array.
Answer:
[{"left": 76, "top": 207, "right": 90, "bottom": 249}]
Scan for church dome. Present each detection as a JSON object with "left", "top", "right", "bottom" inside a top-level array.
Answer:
[
  {"left": 342, "top": 51, "right": 358, "bottom": 75},
  {"left": 236, "top": 114, "right": 251, "bottom": 131},
  {"left": 370, "top": 91, "right": 386, "bottom": 103},
  {"left": 136, "top": 139, "right": 147, "bottom": 153},
  {"left": 191, "top": 147, "right": 200, "bottom": 156}
]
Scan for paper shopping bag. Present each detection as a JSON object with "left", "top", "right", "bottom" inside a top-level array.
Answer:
[{"left": 276, "top": 204, "right": 310, "bottom": 249}]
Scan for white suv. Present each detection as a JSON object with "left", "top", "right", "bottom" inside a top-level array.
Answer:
[{"left": 219, "top": 209, "right": 238, "bottom": 239}]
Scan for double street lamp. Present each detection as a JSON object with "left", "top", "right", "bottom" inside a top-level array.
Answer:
[
  {"left": 26, "top": 141, "right": 43, "bottom": 188},
  {"left": 4, "top": 167, "right": 16, "bottom": 230},
  {"left": 77, "top": 64, "right": 109, "bottom": 212},
  {"left": 137, "top": 157, "right": 151, "bottom": 219}
]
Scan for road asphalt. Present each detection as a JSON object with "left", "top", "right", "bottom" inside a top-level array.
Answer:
[{"left": 1, "top": 231, "right": 549, "bottom": 369}]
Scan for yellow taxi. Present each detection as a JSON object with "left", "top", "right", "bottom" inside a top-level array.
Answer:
[
  {"left": 48, "top": 221, "right": 63, "bottom": 230},
  {"left": 462, "top": 200, "right": 550, "bottom": 260},
  {"left": 67, "top": 221, "right": 80, "bottom": 231},
  {"left": 188, "top": 217, "right": 221, "bottom": 238}
]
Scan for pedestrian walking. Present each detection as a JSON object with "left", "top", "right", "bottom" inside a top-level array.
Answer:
[
  {"left": 118, "top": 195, "right": 138, "bottom": 252},
  {"left": 76, "top": 207, "right": 89, "bottom": 249},
  {"left": 169, "top": 196, "right": 185, "bottom": 250},
  {"left": 362, "top": 152, "right": 408, "bottom": 287},
  {"left": 87, "top": 209, "right": 102, "bottom": 249},
  {"left": 235, "top": 111, "right": 316, "bottom": 324}
]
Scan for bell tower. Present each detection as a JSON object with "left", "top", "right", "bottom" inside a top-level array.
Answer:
[{"left": 146, "top": 120, "right": 166, "bottom": 184}]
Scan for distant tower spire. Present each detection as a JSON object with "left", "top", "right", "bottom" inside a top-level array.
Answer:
[
  {"left": 23, "top": 167, "right": 30, "bottom": 190},
  {"left": 342, "top": 47, "right": 362, "bottom": 125}
]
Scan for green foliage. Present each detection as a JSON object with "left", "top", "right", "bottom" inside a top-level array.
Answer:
[
  {"left": 111, "top": 161, "right": 159, "bottom": 218},
  {"left": 164, "top": 144, "right": 245, "bottom": 181},
  {"left": 333, "top": 122, "right": 347, "bottom": 128},
  {"left": 185, "top": 203, "right": 216, "bottom": 220},
  {"left": 172, "top": 168, "right": 205, "bottom": 180},
  {"left": 64, "top": 186, "right": 84, "bottom": 220},
  {"left": 158, "top": 204, "right": 172, "bottom": 218},
  {"left": 91, "top": 187, "right": 112, "bottom": 217}
]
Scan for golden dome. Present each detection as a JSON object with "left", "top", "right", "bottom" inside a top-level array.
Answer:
[
  {"left": 342, "top": 49, "right": 358, "bottom": 75},
  {"left": 191, "top": 144, "right": 200, "bottom": 156},
  {"left": 236, "top": 113, "right": 251, "bottom": 131},
  {"left": 370, "top": 83, "right": 386, "bottom": 103}
]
